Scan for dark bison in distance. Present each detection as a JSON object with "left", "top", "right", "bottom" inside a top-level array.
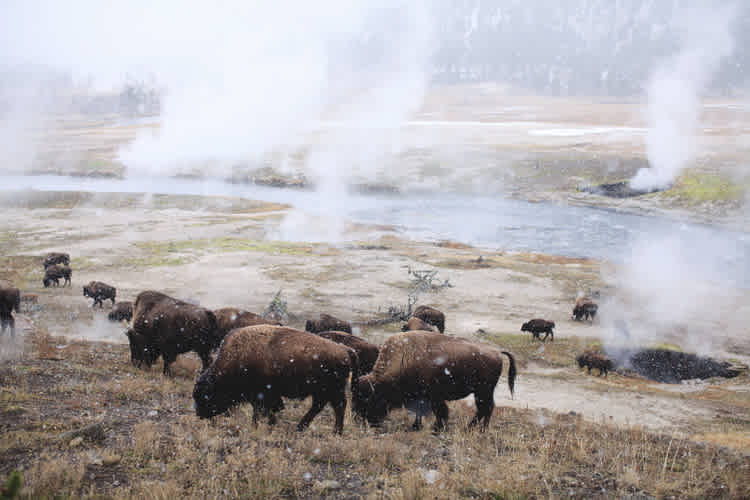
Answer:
[
  {"left": 315, "top": 330, "right": 379, "bottom": 375},
  {"left": 108, "top": 301, "right": 133, "bottom": 322},
  {"left": 353, "top": 331, "right": 516, "bottom": 432},
  {"left": 214, "top": 307, "right": 280, "bottom": 340},
  {"left": 305, "top": 313, "right": 352, "bottom": 334},
  {"left": 43, "top": 252, "right": 70, "bottom": 269},
  {"left": 412, "top": 305, "right": 445, "bottom": 333},
  {"left": 573, "top": 299, "right": 598, "bottom": 322},
  {"left": 401, "top": 317, "right": 436, "bottom": 332},
  {"left": 193, "top": 325, "right": 358, "bottom": 434},
  {"left": 521, "top": 319, "right": 555, "bottom": 341},
  {"left": 129, "top": 291, "right": 220, "bottom": 375},
  {"left": 83, "top": 281, "right": 116, "bottom": 308},
  {"left": 0, "top": 280, "right": 21, "bottom": 337},
  {"left": 576, "top": 351, "right": 614, "bottom": 377},
  {"left": 43, "top": 264, "right": 71, "bottom": 288}
]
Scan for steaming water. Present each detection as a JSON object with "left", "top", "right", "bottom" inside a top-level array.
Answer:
[{"left": 2, "top": 174, "right": 749, "bottom": 288}]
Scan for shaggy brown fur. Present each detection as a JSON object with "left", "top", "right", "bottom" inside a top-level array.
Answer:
[
  {"left": 521, "top": 318, "right": 555, "bottom": 341},
  {"left": 412, "top": 305, "right": 445, "bottom": 333},
  {"left": 353, "top": 331, "right": 516, "bottom": 432},
  {"left": 83, "top": 281, "right": 116, "bottom": 308},
  {"left": 0, "top": 280, "right": 21, "bottom": 337},
  {"left": 193, "top": 325, "right": 358, "bottom": 434},
  {"left": 214, "top": 307, "right": 280, "bottom": 340},
  {"left": 42, "top": 264, "right": 71, "bottom": 288},
  {"left": 401, "top": 317, "right": 436, "bottom": 332},
  {"left": 130, "top": 291, "right": 219, "bottom": 375},
  {"left": 315, "top": 330, "right": 379, "bottom": 374},
  {"left": 573, "top": 300, "right": 598, "bottom": 322},
  {"left": 305, "top": 313, "right": 352, "bottom": 334},
  {"left": 108, "top": 301, "right": 133, "bottom": 322},
  {"left": 576, "top": 351, "right": 614, "bottom": 377},
  {"left": 43, "top": 252, "right": 70, "bottom": 269}
]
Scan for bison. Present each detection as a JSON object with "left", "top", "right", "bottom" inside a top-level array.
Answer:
[
  {"left": 43, "top": 252, "right": 70, "bottom": 269},
  {"left": 573, "top": 300, "right": 598, "bottom": 322},
  {"left": 401, "top": 317, "right": 436, "bottom": 332},
  {"left": 576, "top": 351, "right": 614, "bottom": 377},
  {"left": 352, "top": 331, "right": 516, "bottom": 432},
  {"left": 0, "top": 280, "right": 21, "bottom": 337},
  {"left": 108, "top": 301, "right": 133, "bottom": 322},
  {"left": 42, "top": 264, "right": 71, "bottom": 288},
  {"left": 193, "top": 325, "right": 358, "bottom": 434},
  {"left": 315, "top": 330, "right": 379, "bottom": 374},
  {"left": 412, "top": 305, "right": 445, "bottom": 333},
  {"left": 129, "top": 290, "right": 220, "bottom": 375},
  {"left": 521, "top": 319, "right": 555, "bottom": 341},
  {"left": 83, "top": 281, "right": 116, "bottom": 308},
  {"left": 305, "top": 313, "right": 352, "bottom": 334},
  {"left": 214, "top": 307, "right": 280, "bottom": 341}
]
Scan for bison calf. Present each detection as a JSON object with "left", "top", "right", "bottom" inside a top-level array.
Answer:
[
  {"left": 576, "top": 351, "right": 614, "bottom": 377},
  {"left": 305, "top": 313, "right": 352, "bottom": 334},
  {"left": 0, "top": 280, "right": 21, "bottom": 337},
  {"left": 401, "top": 317, "right": 436, "bottom": 332},
  {"left": 412, "top": 305, "right": 445, "bottom": 333},
  {"left": 193, "top": 325, "right": 357, "bottom": 434},
  {"left": 43, "top": 264, "right": 71, "bottom": 288},
  {"left": 521, "top": 319, "right": 555, "bottom": 341},
  {"left": 83, "top": 281, "right": 116, "bottom": 308},
  {"left": 108, "top": 301, "right": 133, "bottom": 322},
  {"left": 43, "top": 252, "right": 70, "bottom": 269},
  {"left": 315, "top": 330, "right": 379, "bottom": 374},
  {"left": 353, "top": 331, "right": 516, "bottom": 432}
]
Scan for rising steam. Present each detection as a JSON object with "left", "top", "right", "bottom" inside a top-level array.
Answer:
[{"left": 631, "top": 3, "right": 737, "bottom": 191}]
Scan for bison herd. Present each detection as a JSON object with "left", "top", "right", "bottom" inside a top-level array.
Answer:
[{"left": 0, "top": 251, "right": 616, "bottom": 435}]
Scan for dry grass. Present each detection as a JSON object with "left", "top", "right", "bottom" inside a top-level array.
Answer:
[{"left": 1, "top": 331, "right": 748, "bottom": 499}]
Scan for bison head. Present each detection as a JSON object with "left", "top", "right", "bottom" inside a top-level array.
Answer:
[
  {"left": 352, "top": 375, "right": 389, "bottom": 427},
  {"left": 83, "top": 286, "right": 90, "bottom": 297},
  {"left": 520, "top": 321, "right": 530, "bottom": 332},
  {"left": 42, "top": 277, "right": 52, "bottom": 288},
  {"left": 575, "top": 354, "right": 586, "bottom": 368},
  {"left": 125, "top": 329, "right": 159, "bottom": 368},
  {"left": 193, "top": 371, "right": 234, "bottom": 419}
]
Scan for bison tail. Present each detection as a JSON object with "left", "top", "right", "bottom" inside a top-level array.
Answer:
[{"left": 502, "top": 351, "right": 516, "bottom": 399}]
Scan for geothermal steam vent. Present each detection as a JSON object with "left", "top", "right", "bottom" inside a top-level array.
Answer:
[{"left": 609, "top": 348, "right": 744, "bottom": 383}]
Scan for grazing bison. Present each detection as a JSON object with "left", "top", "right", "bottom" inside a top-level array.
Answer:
[
  {"left": 214, "top": 307, "right": 280, "bottom": 340},
  {"left": 83, "top": 281, "right": 116, "bottom": 308},
  {"left": 193, "top": 325, "right": 358, "bottom": 434},
  {"left": 0, "top": 280, "right": 21, "bottom": 337},
  {"left": 401, "top": 317, "right": 436, "bottom": 332},
  {"left": 521, "top": 319, "right": 555, "bottom": 341},
  {"left": 305, "top": 313, "right": 352, "bottom": 334},
  {"left": 576, "top": 351, "right": 614, "bottom": 377},
  {"left": 315, "top": 330, "right": 379, "bottom": 374},
  {"left": 412, "top": 305, "right": 445, "bottom": 333},
  {"left": 42, "top": 264, "right": 71, "bottom": 288},
  {"left": 573, "top": 300, "right": 598, "bottom": 322},
  {"left": 130, "top": 291, "right": 220, "bottom": 375},
  {"left": 353, "top": 331, "right": 516, "bottom": 432},
  {"left": 108, "top": 301, "right": 133, "bottom": 322},
  {"left": 43, "top": 252, "right": 70, "bottom": 269}
]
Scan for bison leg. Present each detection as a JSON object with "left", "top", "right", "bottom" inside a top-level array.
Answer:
[
  {"left": 431, "top": 400, "right": 449, "bottom": 433},
  {"left": 297, "top": 396, "right": 327, "bottom": 432},
  {"left": 198, "top": 349, "right": 212, "bottom": 371},
  {"left": 331, "top": 392, "right": 347, "bottom": 435},
  {"left": 412, "top": 414, "right": 423, "bottom": 431},
  {"left": 8, "top": 316, "right": 14, "bottom": 338},
  {"left": 162, "top": 353, "right": 176, "bottom": 376},
  {"left": 469, "top": 389, "right": 494, "bottom": 430}
]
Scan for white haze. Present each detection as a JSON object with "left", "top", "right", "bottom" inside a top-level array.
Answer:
[{"left": 631, "top": 3, "right": 737, "bottom": 191}]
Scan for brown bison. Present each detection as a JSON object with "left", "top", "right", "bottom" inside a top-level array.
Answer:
[
  {"left": 129, "top": 290, "right": 220, "bottom": 375},
  {"left": 0, "top": 280, "right": 21, "bottom": 337},
  {"left": 401, "top": 317, "right": 436, "bottom": 332},
  {"left": 353, "top": 331, "right": 516, "bottom": 432},
  {"left": 412, "top": 305, "right": 445, "bottom": 333},
  {"left": 521, "top": 319, "right": 555, "bottom": 341},
  {"left": 43, "top": 252, "right": 70, "bottom": 269},
  {"left": 108, "top": 301, "right": 133, "bottom": 322},
  {"left": 214, "top": 307, "right": 280, "bottom": 340},
  {"left": 83, "top": 281, "right": 116, "bottom": 308},
  {"left": 193, "top": 325, "right": 358, "bottom": 434},
  {"left": 576, "top": 351, "right": 614, "bottom": 377},
  {"left": 42, "top": 264, "right": 71, "bottom": 287},
  {"left": 305, "top": 313, "right": 352, "bottom": 334},
  {"left": 315, "top": 330, "right": 379, "bottom": 374},
  {"left": 573, "top": 299, "right": 598, "bottom": 322}
]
